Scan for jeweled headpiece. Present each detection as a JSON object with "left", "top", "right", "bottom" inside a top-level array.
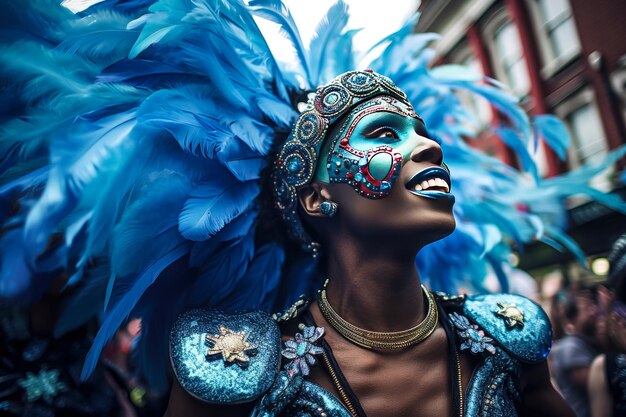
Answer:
[{"left": 272, "top": 70, "right": 417, "bottom": 254}]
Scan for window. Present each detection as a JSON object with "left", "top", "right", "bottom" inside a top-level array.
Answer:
[
  {"left": 493, "top": 21, "right": 530, "bottom": 97},
  {"left": 556, "top": 90, "right": 611, "bottom": 192},
  {"left": 535, "top": 0, "right": 581, "bottom": 62},
  {"left": 444, "top": 47, "right": 493, "bottom": 130},
  {"left": 566, "top": 102, "right": 607, "bottom": 166},
  {"left": 461, "top": 55, "right": 493, "bottom": 128}
]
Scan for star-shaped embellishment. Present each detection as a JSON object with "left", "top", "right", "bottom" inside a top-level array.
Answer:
[
  {"left": 495, "top": 302, "right": 525, "bottom": 329},
  {"left": 206, "top": 325, "right": 256, "bottom": 363}
]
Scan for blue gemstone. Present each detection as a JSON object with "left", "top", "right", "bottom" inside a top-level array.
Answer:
[
  {"left": 325, "top": 93, "right": 338, "bottom": 104},
  {"left": 296, "top": 341, "right": 311, "bottom": 356},
  {"left": 287, "top": 159, "right": 301, "bottom": 173},
  {"left": 355, "top": 173, "right": 363, "bottom": 182}
]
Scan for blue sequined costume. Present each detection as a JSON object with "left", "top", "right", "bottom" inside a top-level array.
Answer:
[{"left": 170, "top": 293, "right": 551, "bottom": 416}]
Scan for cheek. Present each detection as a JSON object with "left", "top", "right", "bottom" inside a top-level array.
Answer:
[{"left": 327, "top": 142, "right": 403, "bottom": 199}]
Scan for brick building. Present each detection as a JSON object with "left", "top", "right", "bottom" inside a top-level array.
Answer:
[{"left": 416, "top": 0, "right": 626, "bottom": 284}]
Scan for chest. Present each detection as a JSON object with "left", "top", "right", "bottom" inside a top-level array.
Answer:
[{"left": 303, "top": 327, "right": 474, "bottom": 417}]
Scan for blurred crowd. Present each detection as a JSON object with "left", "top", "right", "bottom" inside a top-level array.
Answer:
[{"left": 548, "top": 235, "right": 626, "bottom": 417}]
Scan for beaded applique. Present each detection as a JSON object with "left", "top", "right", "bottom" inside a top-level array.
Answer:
[
  {"left": 449, "top": 312, "right": 496, "bottom": 355},
  {"left": 281, "top": 325, "right": 325, "bottom": 377}
]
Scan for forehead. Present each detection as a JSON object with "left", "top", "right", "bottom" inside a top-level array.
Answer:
[{"left": 331, "top": 95, "right": 425, "bottom": 138}]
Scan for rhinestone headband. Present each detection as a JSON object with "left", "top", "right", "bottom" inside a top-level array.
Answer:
[{"left": 271, "top": 70, "right": 416, "bottom": 255}]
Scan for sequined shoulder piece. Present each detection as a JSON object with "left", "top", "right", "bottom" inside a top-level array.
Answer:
[
  {"left": 463, "top": 294, "right": 552, "bottom": 364},
  {"left": 169, "top": 309, "right": 281, "bottom": 404}
]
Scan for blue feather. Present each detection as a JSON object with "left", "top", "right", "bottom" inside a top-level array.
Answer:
[
  {"left": 533, "top": 115, "right": 571, "bottom": 160},
  {"left": 54, "top": 262, "right": 110, "bottom": 336},
  {"left": 126, "top": 0, "right": 187, "bottom": 59},
  {"left": 0, "top": 227, "right": 32, "bottom": 298},
  {"left": 22, "top": 110, "right": 138, "bottom": 262},
  {"left": 178, "top": 174, "right": 261, "bottom": 241},
  {"left": 81, "top": 242, "right": 189, "bottom": 380},
  {"left": 58, "top": 9, "right": 139, "bottom": 66},
  {"left": 308, "top": 0, "right": 350, "bottom": 85},
  {"left": 229, "top": 242, "right": 285, "bottom": 310},
  {"left": 248, "top": 0, "right": 311, "bottom": 86},
  {"left": 496, "top": 127, "right": 538, "bottom": 181},
  {"left": 111, "top": 172, "right": 190, "bottom": 277}
]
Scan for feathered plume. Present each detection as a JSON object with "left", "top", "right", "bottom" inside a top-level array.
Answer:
[{"left": 1, "top": 0, "right": 624, "bottom": 392}]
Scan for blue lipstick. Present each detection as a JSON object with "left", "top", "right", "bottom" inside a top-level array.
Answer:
[{"left": 405, "top": 166, "right": 455, "bottom": 202}]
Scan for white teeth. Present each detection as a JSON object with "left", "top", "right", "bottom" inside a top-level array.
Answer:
[{"left": 412, "top": 176, "right": 450, "bottom": 192}]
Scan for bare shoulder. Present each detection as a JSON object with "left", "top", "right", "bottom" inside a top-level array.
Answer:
[
  {"left": 589, "top": 354, "right": 606, "bottom": 382},
  {"left": 588, "top": 354, "right": 613, "bottom": 417},
  {"left": 517, "top": 360, "right": 575, "bottom": 417}
]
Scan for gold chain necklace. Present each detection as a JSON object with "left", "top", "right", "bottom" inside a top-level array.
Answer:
[{"left": 317, "top": 281, "right": 439, "bottom": 350}]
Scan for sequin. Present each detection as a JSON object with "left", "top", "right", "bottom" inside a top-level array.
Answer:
[
  {"left": 253, "top": 372, "right": 352, "bottom": 417},
  {"left": 464, "top": 349, "right": 522, "bottom": 417},
  {"left": 464, "top": 294, "right": 552, "bottom": 363},
  {"left": 170, "top": 309, "right": 281, "bottom": 404}
]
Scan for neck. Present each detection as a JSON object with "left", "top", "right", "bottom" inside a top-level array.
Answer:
[{"left": 323, "top": 237, "right": 425, "bottom": 332}]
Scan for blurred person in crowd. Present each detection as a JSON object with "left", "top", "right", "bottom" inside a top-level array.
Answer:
[
  {"left": 0, "top": 267, "right": 165, "bottom": 417},
  {"left": 589, "top": 235, "right": 626, "bottom": 417},
  {"left": 0, "top": 281, "right": 136, "bottom": 416},
  {"left": 551, "top": 286, "right": 603, "bottom": 417}
]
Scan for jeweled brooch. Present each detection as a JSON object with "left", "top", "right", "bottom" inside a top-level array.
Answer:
[
  {"left": 449, "top": 312, "right": 496, "bottom": 355},
  {"left": 495, "top": 302, "right": 525, "bottom": 329},
  {"left": 281, "top": 325, "right": 325, "bottom": 377},
  {"left": 206, "top": 325, "right": 256, "bottom": 364}
]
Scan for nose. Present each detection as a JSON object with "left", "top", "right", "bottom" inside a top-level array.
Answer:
[{"left": 409, "top": 138, "right": 443, "bottom": 165}]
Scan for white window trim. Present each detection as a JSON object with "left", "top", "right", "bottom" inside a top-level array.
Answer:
[
  {"left": 482, "top": 7, "right": 530, "bottom": 98},
  {"left": 554, "top": 88, "right": 608, "bottom": 168},
  {"left": 524, "top": 0, "right": 581, "bottom": 79}
]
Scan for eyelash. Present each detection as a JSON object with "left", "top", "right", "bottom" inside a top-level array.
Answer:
[
  {"left": 368, "top": 126, "right": 400, "bottom": 140},
  {"left": 366, "top": 126, "right": 442, "bottom": 146}
]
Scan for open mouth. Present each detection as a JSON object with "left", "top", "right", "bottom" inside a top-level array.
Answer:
[
  {"left": 405, "top": 166, "right": 451, "bottom": 193},
  {"left": 405, "top": 166, "right": 454, "bottom": 202}
]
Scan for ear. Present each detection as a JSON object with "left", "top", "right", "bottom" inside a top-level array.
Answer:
[{"left": 298, "top": 182, "right": 333, "bottom": 218}]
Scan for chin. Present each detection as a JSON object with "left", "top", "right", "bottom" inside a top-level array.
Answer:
[{"left": 425, "top": 216, "right": 456, "bottom": 244}]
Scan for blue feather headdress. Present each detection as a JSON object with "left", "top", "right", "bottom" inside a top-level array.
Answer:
[{"left": 1, "top": 0, "right": 625, "bottom": 391}]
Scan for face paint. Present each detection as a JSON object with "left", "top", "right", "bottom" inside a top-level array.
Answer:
[
  {"left": 272, "top": 70, "right": 421, "bottom": 253},
  {"left": 315, "top": 95, "right": 426, "bottom": 199}
]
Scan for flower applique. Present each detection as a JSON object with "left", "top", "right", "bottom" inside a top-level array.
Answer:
[
  {"left": 449, "top": 312, "right": 496, "bottom": 355},
  {"left": 281, "top": 325, "right": 325, "bottom": 377}
]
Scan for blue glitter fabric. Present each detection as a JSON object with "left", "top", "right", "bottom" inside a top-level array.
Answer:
[
  {"left": 463, "top": 294, "right": 552, "bottom": 363},
  {"left": 464, "top": 349, "right": 522, "bottom": 417},
  {"left": 252, "top": 372, "right": 351, "bottom": 417},
  {"left": 170, "top": 295, "right": 552, "bottom": 414},
  {"left": 169, "top": 309, "right": 281, "bottom": 404}
]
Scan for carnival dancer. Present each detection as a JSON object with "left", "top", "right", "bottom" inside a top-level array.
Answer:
[{"left": 1, "top": 0, "right": 624, "bottom": 416}]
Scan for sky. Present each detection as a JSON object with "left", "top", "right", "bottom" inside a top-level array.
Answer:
[
  {"left": 279, "top": 0, "right": 419, "bottom": 53},
  {"left": 62, "top": 0, "right": 420, "bottom": 56}
]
